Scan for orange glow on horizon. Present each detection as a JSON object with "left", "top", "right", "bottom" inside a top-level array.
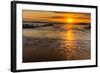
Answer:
[{"left": 23, "top": 10, "right": 91, "bottom": 24}]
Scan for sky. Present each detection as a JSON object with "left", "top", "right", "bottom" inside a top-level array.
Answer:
[{"left": 22, "top": 10, "right": 91, "bottom": 24}]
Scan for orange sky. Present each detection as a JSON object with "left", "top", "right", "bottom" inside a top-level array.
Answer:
[{"left": 22, "top": 10, "right": 91, "bottom": 23}]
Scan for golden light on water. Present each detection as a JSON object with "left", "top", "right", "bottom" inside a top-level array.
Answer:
[
  {"left": 60, "top": 24, "right": 74, "bottom": 41},
  {"left": 62, "top": 24, "right": 74, "bottom": 30},
  {"left": 60, "top": 29, "right": 76, "bottom": 58},
  {"left": 60, "top": 27, "right": 74, "bottom": 41},
  {"left": 66, "top": 30, "right": 74, "bottom": 40}
]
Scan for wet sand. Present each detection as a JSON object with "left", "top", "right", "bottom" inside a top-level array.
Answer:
[{"left": 23, "top": 38, "right": 90, "bottom": 62}]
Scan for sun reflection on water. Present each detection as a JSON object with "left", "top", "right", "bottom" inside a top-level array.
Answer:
[
  {"left": 60, "top": 25, "right": 79, "bottom": 60},
  {"left": 66, "top": 30, "right": 74, "bottom": 40}
]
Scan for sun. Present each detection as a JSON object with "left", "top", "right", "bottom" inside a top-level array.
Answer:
[{"left": 67, "top": 18, "right": 73, "bottom": 23}]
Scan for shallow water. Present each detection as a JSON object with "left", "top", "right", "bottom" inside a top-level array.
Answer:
[{"left": 22, "top": 28, "right": 91, "bottom": 63}]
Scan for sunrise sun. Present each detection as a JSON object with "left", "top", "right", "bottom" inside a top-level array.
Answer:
[{"left": 67, "top": 18, "right": 73, "bottom": 23}]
